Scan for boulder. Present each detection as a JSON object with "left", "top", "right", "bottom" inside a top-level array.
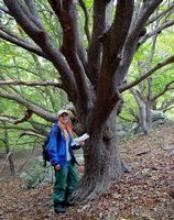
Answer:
[{"left": 20, "top": 156, "right": 54, "bottom": 189}]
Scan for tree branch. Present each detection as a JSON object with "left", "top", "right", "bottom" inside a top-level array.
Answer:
[
  {"left": 0, "top": 64, "right": 40, "bottom": 76},
  {"left": 14, "top": 109, "right": 33, "bottom": 125},
  {"left": 107, "top": 0, "right": 134, "bottom": 65},
  {"left": 140, "top": 20, "right": 174, "bottom": 45},
  {"left": 120, "top": 55, "right": 174, "bottom": 92},
  {"left": 24, "top": 0, "right": 43, "bottom": 29},
  {"left": 158, "top": 97, "right": 174, "bottom": 111},
  {"left": 152, "top": 80, "right": 174, "bottom": 101},
  {"left": 0, "top": 116, "right": 17, "bottom": 124},
  {"left": 3, "top": 0, "right": 78, "bottom": 102},
  {"left": 24, "top": 0, "right": 37, "bottom": 14},
  {"left": 0, "top": 123, "right": 36, "bottom": 132},
  {"left": 114, "top": 0, "right": 163, "bottom": 86},
  {"left": 0, "top": 123, "right": 45, "bottom": 137},
  {"left": 0, "top": 91, "right": 57, "bottom": 122},
  {"left": 147, "top": 2, "right": 174, "bottom": 25},
  {"left": 0, "top": 114, "right": 49, "bottom": 135},
  {"left": 0, "top": 80, "right": 62, "bottom": 88},
  {"left": 0, "top": 75, "right": 22, "bottom": 95},
  {"left": 0, "top": 6, "right": 9, "bottom": 14},
  {"left": 18, "top": 131, "right": 45, "bottom": 138},
  {"left": 87, "top": 0, "right": 108, "bottom": 87},
  {"left": 79, "top": 0, "right": 90, "bottom": 43},
  {"left": 128, "top": 0, "right": 163, "bottom": 43},
  {"left": 0, "top": 122, "right": 44, "bottom": 136},
  {"left": 89, "top": 0, "right": 134, "bottom": 131},
  {"left": 31, "top": 54, "right": 58, "bottom": 112},
  {"left": 48, "top": 0, "right": 88, "bottom": 73},
  {"left": 163, "top": 105, "right": 174, "bottom": 113},
  {"left": 0, "top": 29, "right": 48, "bottom": 58},
  {"left": 48, "top": 0, "right": 91, "bottom": 112}
]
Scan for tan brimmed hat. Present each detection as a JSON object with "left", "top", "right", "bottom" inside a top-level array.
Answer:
[{"left": 57, "top": 109, "right": 69, "bottom": 117}]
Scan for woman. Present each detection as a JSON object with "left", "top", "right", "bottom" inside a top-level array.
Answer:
[{"left": 46, "top": 109, "right": 83, "bottom": 214}]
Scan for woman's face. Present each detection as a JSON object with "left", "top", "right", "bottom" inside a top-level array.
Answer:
[{"left": 59, "top": 113, "right": 69, "bottom": 124}]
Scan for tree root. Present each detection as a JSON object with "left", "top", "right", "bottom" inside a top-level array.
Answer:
[
  {"left": 121, "top": 160, "right": 132, "bottom": 173},
  {"left": 68, "top": 175, "right": 110, "bottom": 204}
]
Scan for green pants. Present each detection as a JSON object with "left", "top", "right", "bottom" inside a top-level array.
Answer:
[{"left": 53, "top": 161, "right": 80, "bottom": 205}]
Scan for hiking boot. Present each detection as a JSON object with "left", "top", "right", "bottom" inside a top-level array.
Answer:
[
  {"left": 63, "top": 200, "right": 73, "bottom": 207},
  {"left": 54, "top": 202, "right": 66, "bottom": 214}
]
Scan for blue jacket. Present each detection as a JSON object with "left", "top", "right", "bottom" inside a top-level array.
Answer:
[{"left": 46, "top": 123, "right": 78, "bottom": 167}]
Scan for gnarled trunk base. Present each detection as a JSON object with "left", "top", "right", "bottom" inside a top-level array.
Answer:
[{"left": 69, "top": 124, "right": 123, "bottom": 204}]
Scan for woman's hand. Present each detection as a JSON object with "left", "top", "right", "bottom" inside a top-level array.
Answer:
[
  {"left": 78, "top": 141, "right": 85, "bottom": 146},
  {"left": 55, "top": 164, "right": 61, "bottom": 171}
]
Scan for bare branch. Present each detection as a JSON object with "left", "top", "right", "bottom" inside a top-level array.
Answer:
[
  {"left": 0, "top": 116, "right": 17, "bottom": 124},
  {"left": 0, "top": 29, "right": 48, "bottom": 58},
  {"left": 18, "top": 131, "right": 45, "bottom": 138},
  {"left": 0, "top": 123, "right": 33, "bottom": 131},
  {"left": 158, "top": 97, "right": 174, "bottom": 111},
  {"left": 115, "top": 0, "right": 163, "bottom": 85},
  {"left": 140, "top": 20, "right": 174, "bottom": 45},
  {"left": 0, "top": 75, "right": 23, "bottom": 95},
  {"left": 0, "top": 6, "right": 9, "bottom": 13},
  {"left": 152, "top": 80, "right": 174, "bottom": 101},
  {"left": 0, "top": 80, "right": 62, "bottom": 88},
  {"left": 14, "top": 109, "right": 33, "bottom": 125},
  {"left": 147, "top": 2, "right": 174, "bottom": 25},
  {"left": 3, "top": 0, "right": 43, "bottom": 35},
  {"left": 128, "top": 0, "right": 163, "bottom": 43},
  {"left": 48, "top": 0, "right": 88, "bottom": 72},
  {"left": 79, "top": 0, "right": 90, "bottom": 42},
  {"left": 2, "top": 110, "right": 43, "bottom": 128},
  {"left": 0, "top": 123, "right": 43, "bottom": 135},
  {"left": 118, "top": 115, "right": 136, "bottom": 123},
  {"left": 24, "top": 0, "right": 37, "bottom": 14},
  {"left": 120, "top": 55, "right": 174, "bottom": 92},
  {"left": 109, "top": 0, "right": 134, "bottom": 61},
  {"left": 87, "top": 0, "right": 108, "bottom": 86},
  {"left": 0, "top": 114, "right": 49, "bottom": 135},
  {"left": 3, "top": 0, "right": 78, "bottom": 102},
  {"left": 0, "top": 91, "right": 57, "bottom": 122},
  {"left": 0, "top": 123, "right": 45, "bottom": 137},
  {"left": 48, "top": 0, "right": 91, "bottom": 111},
  {"left": 24, "top": 0, "right": 44, "bottom": 29},
  {"left": 163, "top": 105, "right": 174, "bottom": 113},
  {"left": 0, "top": 64, "right": 39, "bottom": 76}
]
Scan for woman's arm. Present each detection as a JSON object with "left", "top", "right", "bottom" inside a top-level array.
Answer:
[{"left": 47, "top": 126, "right": 60, "bottom": 166}]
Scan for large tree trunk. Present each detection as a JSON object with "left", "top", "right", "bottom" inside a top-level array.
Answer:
[{"left": 69, "top": 111, "right": 123, "bottom": 203}]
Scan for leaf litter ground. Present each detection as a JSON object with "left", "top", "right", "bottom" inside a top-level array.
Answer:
[{"left": 0, "top": 123, "right": 174, "bottom": 220}]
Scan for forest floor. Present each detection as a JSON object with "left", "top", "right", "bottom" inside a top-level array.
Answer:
[{"left": 0, "top": 123, "right": 174, "bottom": 220}]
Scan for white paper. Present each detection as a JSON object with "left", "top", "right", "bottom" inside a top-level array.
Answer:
[{"left": 71, "top": 133, "right": 90, "bottom": 146}]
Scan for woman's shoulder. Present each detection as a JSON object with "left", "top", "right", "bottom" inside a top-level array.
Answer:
[{"left": 50, "top": 123, "right": 61, "bottom": 134}]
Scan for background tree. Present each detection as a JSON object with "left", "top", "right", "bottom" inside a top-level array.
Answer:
[
  {"left": 122, "top": 2, "right": 174, "bottom": 134},
  {"left": 0, "top": 0, "right": 174, "bottom": 203},
  {"left": 0, "top": 122, "right": 15, "bottom": 176}
]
